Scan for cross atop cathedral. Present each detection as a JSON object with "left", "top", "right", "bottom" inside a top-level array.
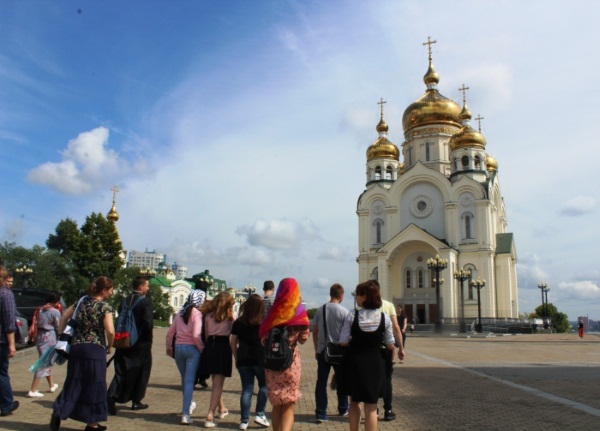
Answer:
[
  {"left": 475, "top": 114, "right": 485, "bottom": 133},
  {"left": 111, "top": 185, "right": 119, "bottom": 204},
  {"left": 423, "top": 36, "right": 437, "bottom": 62},
  {"left": 458, "top": 84, "right": 470, "bottom": 105},
  {"left": 377, "top": 97, "right": 387, "bottom": 118}
]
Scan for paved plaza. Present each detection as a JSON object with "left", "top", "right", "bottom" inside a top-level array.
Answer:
[{"left": 4, "top": 329, "right": 600, "bottom": 430}]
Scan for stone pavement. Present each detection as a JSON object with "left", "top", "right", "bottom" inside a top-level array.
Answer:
[{"left": 3, "top": 329, "right": 600, "bottom": 430}]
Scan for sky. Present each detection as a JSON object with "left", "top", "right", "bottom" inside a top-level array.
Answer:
[{"left": 1, "top": 0, "right": 599, "bottom": 320}]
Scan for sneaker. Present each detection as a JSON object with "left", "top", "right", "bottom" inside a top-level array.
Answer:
[
  {"left": 340, "top": 410, "right": 349, "bottom": 417},
  {"left": 384, "top": 410, "right": 396, "bottom": 421},
  {"left": 190, "top": 401, "right": 197, "bottom": 415},
  {"left": 239, "top": 422, "right": 249, "bottom": 430},
  {"left": 204, "top": 420, "right": 217, "bottom": 428},
  {"left": 254, "top": 413, "right": 270, "bottom": 427},
  {"left": 181, "top": 414, "right": 193, "bottom": 425},
  {"left": 316, "top": 415, "right": 329, "bottom": 423},
  {"left": 27, "top": 391, "right": 44, "bottom": 398},
  {"left": 1, "top": 401, "right": 19, "bottom": 416},
  {"left": 50, "top": 384, "right": 59, "bottom": 393}
]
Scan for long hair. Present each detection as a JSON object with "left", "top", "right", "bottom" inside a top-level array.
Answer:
[
  {"left": 237, "top": 294, "right": 264, "bottom": 326},
  {"left": 88, "top": 276, "right": 114, "bottom": 295},
  {"left": 200, "top": 291, "right": 234, "bottom": 323}
]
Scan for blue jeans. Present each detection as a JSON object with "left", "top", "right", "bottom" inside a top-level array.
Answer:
[
  {"left": 0, "top": 343, "right": 14, "bottom": 415},
  {"left": 237, "top": 365, "right": 268, "bottom": 422},
  {"left": 174, "top": 344, "right": 201, "bottom": 415},
  {"left": 315, "top": 351, "right": 348, "bottom": 417}
]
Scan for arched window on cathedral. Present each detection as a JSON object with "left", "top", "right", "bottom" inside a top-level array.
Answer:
[
  {"left": 385, "top": 166, "right": 392, "bottom": 179},
  {"left": 465, "top": 265, "right": 476, "bottom": 300},
  {"left": 174, "top": 297, "right": 178, "bottom": 307},
  {"left": 405, "top": 269, "right": 412, "bottom": 289},
  {"left": 418, "top": 269, "right": 424, "bottom": 288},
  {"left": 373, "top": 219, "right": 384, "bottom": 244},
  {"left": 425, "top": 142, "right": 431, "bottom": 161},
  {"left": 474, "top": 155, "right": 481, "bottom": 169},
  {"left": 179, "top": 294, "right": 184, "bottom": 306},
  {"left": 462, "top": 212, "right": 475, "bottom": 240},
  {"left": 408, "top": 148, "right": 413, "bottom": 165},
  {"left": 461, "top": 155, "right": 469, "bottom": 170},
  {"left": 375, "top": 166, "right": 382, "bottom": 180},
  {"left": 430, "top": 268, "right": 435, "bottom": 287}
]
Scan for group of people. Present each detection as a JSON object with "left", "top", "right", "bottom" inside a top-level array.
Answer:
[{"left": 0, "top": 267, "right": 407, "bottom": 431}]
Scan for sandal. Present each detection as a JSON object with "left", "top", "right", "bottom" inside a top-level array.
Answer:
[{"left": 217, "top": 408, "right": 229, "bottom": 419}]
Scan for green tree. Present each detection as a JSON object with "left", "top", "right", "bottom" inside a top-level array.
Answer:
[
  {"left": 148, "top": 282, "right": 173, "bottom": 322},
  {"left": 535, "top": 303, "right": 569, "bottom": 333}
]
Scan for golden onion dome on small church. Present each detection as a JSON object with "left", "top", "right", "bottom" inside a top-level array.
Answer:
[
  {"left": 449, "top": 100, "right": 486, "bottom": 151},
  {"left": 107, "top": 185, "right": 120, "bottom": 222},
  {"left": 485, "top": 155, "right": 498, "bottom": 171},
  {"left": 367, "top": 99, "right": 400, "bottom": 162}
]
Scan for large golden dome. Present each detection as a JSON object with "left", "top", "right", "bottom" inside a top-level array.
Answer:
[
  {"left": 449, "top": 105, "right": 486, "bottom": 151},
  {"left": 402, "top": 64, "right": 462, "bottom": 133},
  {"left": 367, "top": 117, "right": 399, "bottom": 161}
]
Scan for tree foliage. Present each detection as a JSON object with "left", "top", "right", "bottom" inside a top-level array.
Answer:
[{"left": 535, "top": 302, "right": 570, "bottom": 333}]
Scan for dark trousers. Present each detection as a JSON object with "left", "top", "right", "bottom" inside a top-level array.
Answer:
[
  {"left": 108, "top": 343, "right": 152, "bottom": 403},
  {"left": 0, "top": 343, "right": 14, "bottom": 414},
  {"left": 315, "top": 351, "right": 348, "bottom": 416},
  {"left": 383, "top": 348, "right": 393, "bottom": 411}
]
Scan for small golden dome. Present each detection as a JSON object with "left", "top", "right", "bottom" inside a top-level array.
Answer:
[
  {"left": 449, "top": 103, "right": 486, "bottom": 151},
  {"left": 107, "top": 203, "right": 119, "bottom": 222},
  {"left": 485, "top": 155, "right": 498, "bottom": 171},
  {"left": 367, "top": 137, "right": 399, "bottom": 161},
  {"left": 376, "top": 117, "right": 389, "bottom": 133}
]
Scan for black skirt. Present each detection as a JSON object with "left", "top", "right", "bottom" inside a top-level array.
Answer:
[{"left": 200, "top": 336, "right": 232, "bottom": 378}]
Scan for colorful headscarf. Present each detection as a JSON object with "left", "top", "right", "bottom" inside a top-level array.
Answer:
[
  {"left": 179, "top": 290, "right": 205, "bottom": 317},
  {"left": 258, "top": 278, "right": 309, "bottom": 338}
]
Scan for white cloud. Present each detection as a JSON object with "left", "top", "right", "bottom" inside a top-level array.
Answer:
[
  {"left": 27, "top": 127, "right": 133, "bottom": 195},
  {"left": 318, "top": 245, "right": 348, "bottom": 261},
  {"left": 557, "top": 281, "right": 600, "bottom": 300},
  {"left": 560, "top": 196, "right": 598, "bottom": 217},
  {"left": 236, "top": 219, "right": 321, "bottom": 250}
]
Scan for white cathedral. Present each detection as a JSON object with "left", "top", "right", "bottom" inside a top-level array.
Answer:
[{"left": 357, "top": 41, "right": 518, "bottom": 326}]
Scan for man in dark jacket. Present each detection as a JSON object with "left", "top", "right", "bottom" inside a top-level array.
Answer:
[
  {"left": 0, "top": 267, "right": 19, "bottom": 417},
  {"left": 107, "top": 276, "right": 153, "bottom": 414}
]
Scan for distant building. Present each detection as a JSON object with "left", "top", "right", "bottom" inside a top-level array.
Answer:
[
  {"left": 172, "top": 262, "right": 188, "bottom": 279},
  {"left": 149, "top": 276, "right": 193, "bottom": 324},
  {"left": 128, "top": 249, "right": 166, "bottom": 270}
]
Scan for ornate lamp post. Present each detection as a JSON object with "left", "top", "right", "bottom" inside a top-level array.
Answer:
[
  {"left": 543, "top": 285, "right": 550, "bottom": 330},
  {"left": 470, "top": 278, "right": 486, "bottom": 333},
  {"left": 453, "top": 267, "right": 471, "bottom": 333},
  {"left": 15, "top": 264, "right": 34, "bottom": 288},
  {"left": 427, "top": 254, "right": 448, "bottom": 334},
  {"left": 139, "top": 267, "right": 157, "bottom": 279},
  {"left": 243, "top": 284, "right": 256, "bottom": 299},
  {"left": 537, "top": 282, "right": 547, "bottom": 329}
]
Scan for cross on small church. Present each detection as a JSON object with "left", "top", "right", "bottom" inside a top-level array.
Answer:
[
  {"left": 377, "top": 97, "right": 387, "bottom": 117},
  {"left": 458, "top": 84, "right": 470, "bottom": 105},
  {"left": 422, "top": 36, "right": 437, "bottom": 61},
  {"left": 111, "top": 185, "right": 119, "bottom": 204},
  {"left": 475, "top": 114, "right": 485, "bottom": 133}
]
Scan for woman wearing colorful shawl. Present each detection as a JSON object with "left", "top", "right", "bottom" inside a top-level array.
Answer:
[
  {"left": 258, "top": 278, "right": 310, "bottom": 431},
  {"left": 166, "top": 290, "right": 204, "bottom": 425}
]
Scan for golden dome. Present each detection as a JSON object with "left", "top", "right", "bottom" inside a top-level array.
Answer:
[
  {"left": 107, "top": 203, "right": 119, "bottom": 222},
  {"left": 448, "top": 104, "right": 486, "bottom": 151},
  {"left": 367, "top": 115, "right": 399, "bottom": 161},
  {"left": 485, "top": 155, "right": 498, "bottom": 171},
  {"left": 402, "top": 64, "right": 462, "bottom": 133}
]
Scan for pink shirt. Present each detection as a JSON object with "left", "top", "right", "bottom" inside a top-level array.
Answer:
[
  {"left": 203, "top": 313, "right": 234, "bottom": 337},
  {"left": 166, "top": 308, "right": 203, "bottom": 351}
]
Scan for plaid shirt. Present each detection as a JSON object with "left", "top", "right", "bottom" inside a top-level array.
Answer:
[{"left": 0, "top": 286, "right": 17, "bottom": 344}]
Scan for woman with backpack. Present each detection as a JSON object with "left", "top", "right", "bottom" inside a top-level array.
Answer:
[
  {"left": 165, "top": 290, "right": 204, "bottom": 425},
  {"left": 230, "top": 294, "right": 270, "bottom": 430},
  {"left": 27, "top": 291, "right": 62, "bottom": 398},
  {"left": 199, "top": 291, "right": 236, "bottom": 428},
  {"left": 258, "top": 278, "right": 310, "bottom": 431}
]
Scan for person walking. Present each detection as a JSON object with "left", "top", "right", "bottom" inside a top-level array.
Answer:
[
  {"left": 166, "top": 290, "right": 204, "bottom": 425},
  {"left": 339, "top": 281, "right": 395, "bottom": 431},
  {"left": 27, "top": 291, "right": 62, "bottom": 397},
  {"left": 199, "top": 291, "right": 236, "bottom": 428},
  {"left": 259, "top": 278, "right": 310, "bottom": 431},
  {"left": 230, "top": 293, "right": 270, "bottom": 430},
  {"left": 262, "top": 280, "right": 275, "bottom": 318},
  {"left": 312, "top": 283, "right": 349, "bottom": 422},
  {"left": 0, "top": 267, "right": 20, "bottom": 417},
  {"left": 396, "top": 303, "right": 408, "bottom": 349},
  {"left": 51, "top": 276, "right": 115, "bottom": 431},
  {"left": 578, "top": 320, "right": 585, "bottom": 338},
  {"left": 107, "top": 276, "right": 154, "bottom": 414}
]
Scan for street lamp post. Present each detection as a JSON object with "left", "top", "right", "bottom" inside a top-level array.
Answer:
[
  {"left": 470, "top": 278, "right": 486, "bottom": 333},
  {"left": 427, "top": 254, "right": 448, "bottom": 334},
  {"left": 15, "top": 264, "right": 34, "bottom": 288},
  {"left": 543, "top": 286, "right": 550, "bottom": 330},
  {"left": 139, "top": 267, "right": 157, "bottom": 279},
  {"left": 537, "top": 282, "right": 547, "bottom": 329},
  {"left": 453, "top": 267, "right": 471, "bottom": 333}
]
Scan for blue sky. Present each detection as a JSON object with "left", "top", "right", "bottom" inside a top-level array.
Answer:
[{"left": 1, "top": 1, "right": 599, "bottom": 320}]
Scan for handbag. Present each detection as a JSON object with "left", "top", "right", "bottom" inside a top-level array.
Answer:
[
  {"left": 54, "top": 296, "right": 86, "bottom": 359},
  {"left": 322, "top": 305, "right": 347, "bottom": 365}
]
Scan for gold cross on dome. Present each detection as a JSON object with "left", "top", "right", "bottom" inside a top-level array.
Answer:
[
  {"left": 111, "top": 185, "right": 119, "bottom": 204},
  {"left": 475, "top": 114, "right": 485, "bottom": 133},
  {"left": 422, "top": 36, "right": 437, "bottom": 61},
  {"left": 377, "top": 97, "right": 387, "bottom": 117},
  {"left": 458, "top": 84, "right": 470, "bottom": 105}
]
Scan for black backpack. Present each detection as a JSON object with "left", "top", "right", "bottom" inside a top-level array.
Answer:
[{"left": 264, "top": 326, "right": 294, "bottom": 371}]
